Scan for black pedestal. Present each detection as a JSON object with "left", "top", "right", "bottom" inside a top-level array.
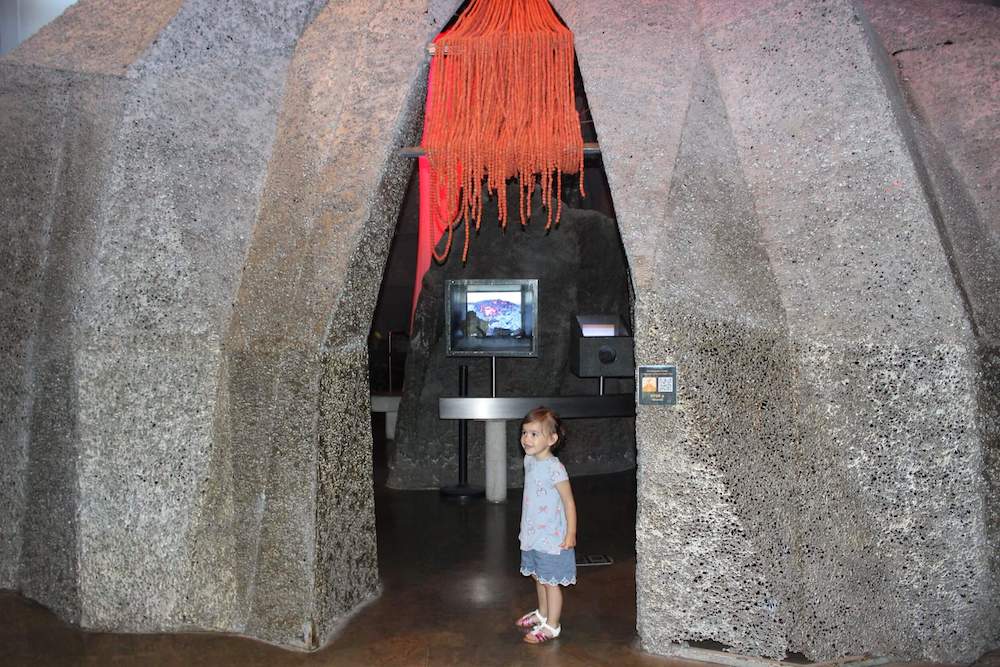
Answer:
[{"left": 439, "top": 484, "right": 485, "bottom": 499}]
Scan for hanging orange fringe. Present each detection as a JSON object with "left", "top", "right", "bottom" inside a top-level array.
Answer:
[{"left": 421, "top": 0, "right": 585, "bottom": 263}]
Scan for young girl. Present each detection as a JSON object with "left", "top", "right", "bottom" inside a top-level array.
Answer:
[{"left": 515, "top": 406, "right": 577, "bottom": 644}]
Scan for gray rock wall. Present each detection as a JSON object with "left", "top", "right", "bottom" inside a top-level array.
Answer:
[
  {"left": 1, "top": 0, "right": 460, "bottom": 649},
  {"left": 554, "top": 0, "right": 999, "bottom": 660},
  {"left": 210, "top": 0, "right": 461, "bottom": 644},
  {"left": 0, "top": 0, "right": 184, "bottom": 618},
  {"left": 0, "top": 62, "right": 131, "bottom": 624},
  {"left": 73, "top": 0, "right": 323, "bottom": 634},
  {"left": 707, "top": 2, "right": 990, "bottom": 656},
  {"left": 0, "top": 0, "right": 322, "bottom": 638},
  {"left": 860, "top": 0, "right": 1000, "bottom": 652}
]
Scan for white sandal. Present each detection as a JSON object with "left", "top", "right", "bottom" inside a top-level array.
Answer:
[
  {"left": 515, "top": 609, "right": 546, "bottom": 629},
  {"left": 524, "top": 621, "right": 561, "bottom": 644}
]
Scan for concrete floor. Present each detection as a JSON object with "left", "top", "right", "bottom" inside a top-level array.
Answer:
[{"left": 0, "top": 468, "right": 961, "bottom": 666}]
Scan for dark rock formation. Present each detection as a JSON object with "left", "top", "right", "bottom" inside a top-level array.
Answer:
[{"left": 390, "top": 192, "right": 636, "bottom": 490}]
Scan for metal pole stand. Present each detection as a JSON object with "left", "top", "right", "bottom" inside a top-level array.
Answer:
[
  {"left": 483, "top": 356, "right": 507, "bottom": 503},
  {"left": 440, "top": 365, "right": 484, "bottom": 499}
]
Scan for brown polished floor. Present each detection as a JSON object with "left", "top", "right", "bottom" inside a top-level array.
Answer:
[
  {"left": 0, "top": 470, "right": 688, "bottom": 666},
  {"left": 0, "top": 469, "right": 957, "bottom": 667}
]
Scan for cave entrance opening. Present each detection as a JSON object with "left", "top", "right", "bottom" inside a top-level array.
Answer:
[{"left": 364, "top": 40, "right": 641, "bottom": 639}]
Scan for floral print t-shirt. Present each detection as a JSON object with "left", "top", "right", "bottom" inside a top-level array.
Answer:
[{"left": 519, "top": 454, "right": 569, "bottom": 555}]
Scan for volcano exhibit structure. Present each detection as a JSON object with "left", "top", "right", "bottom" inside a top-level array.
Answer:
[{"left": 0, "top": 0, "right": 997, "bottom": 661}]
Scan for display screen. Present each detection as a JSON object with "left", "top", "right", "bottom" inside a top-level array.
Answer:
[
  {"left": 446, "top": 279, "right": 538, "bottom": 357},
  {"left": 466, "top": 291, "right": 522, "bottom": 335}
]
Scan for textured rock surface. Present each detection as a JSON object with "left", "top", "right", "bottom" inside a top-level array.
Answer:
[
  {"left": 210, "top": 0, "right": 462, "bottom": 644},
  {"left": 554, "top": 0, "right": 999, "bottom": 661},
  {"left": 860, "top": 0, "right": 1000, "bottom": 655},
  {"left": 0, "top": 61, "right": 131, "bottom": 624},
  {"left": 0, "top": 0, "right": 460, "bottom": 649},
  {"left": 1, "top": 0, "right": 182, "bottom": 76},
  {"left": 391, "top": 198, "right": 635, "bottom": 490}
]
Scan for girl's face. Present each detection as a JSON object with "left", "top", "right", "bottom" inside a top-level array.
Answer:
[{"left": 521, "top": 420, "right": 558, "bottom": 458}]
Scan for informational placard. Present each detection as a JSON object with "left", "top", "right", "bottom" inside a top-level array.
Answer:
[{"left": 637, "top": 364, "right": 677, "bottom": 405}]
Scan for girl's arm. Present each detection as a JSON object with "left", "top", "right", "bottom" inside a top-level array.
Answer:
[{"left": 556, "top": 480, "right": 577, "bottom": 549}]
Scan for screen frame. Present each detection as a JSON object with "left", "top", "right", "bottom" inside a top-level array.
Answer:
[{"left": 445, "top": 278, "right": 539, "bottom": 358}]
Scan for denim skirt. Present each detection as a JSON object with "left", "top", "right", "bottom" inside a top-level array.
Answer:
[{"left": 520, "top": 548, "right": 577, "bottom": 586}]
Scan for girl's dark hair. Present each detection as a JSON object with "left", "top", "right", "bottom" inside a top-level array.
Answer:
[{"left": 521, "top": 406, "right": 566, "bottom": 451}]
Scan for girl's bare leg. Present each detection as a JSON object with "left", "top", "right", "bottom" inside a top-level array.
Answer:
[
  {"left": 535, "top": 578, "right": 548, "bottom": 618},
  {"left": 543, "top": 584, "right": 563, "bottom": 631}
]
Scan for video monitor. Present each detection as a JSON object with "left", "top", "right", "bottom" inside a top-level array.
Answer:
[{"left": 445, "top": 279, "right": 538, "bottom": 357}]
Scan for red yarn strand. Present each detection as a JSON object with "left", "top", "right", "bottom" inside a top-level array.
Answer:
[{"left": 422, "top": 0, "right": 583, "bottom": 262}]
